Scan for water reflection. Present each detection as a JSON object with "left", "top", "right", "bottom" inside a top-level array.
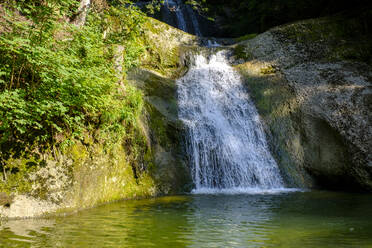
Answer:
[
  {"left": 0, "top": 218, "right": 55, "bottom": 247},
  {"left": 0, "top": 192, "right": 371, "bottom": 248},
  {"left": 185, "top": 195, "right": 278, "bottom": 248}
]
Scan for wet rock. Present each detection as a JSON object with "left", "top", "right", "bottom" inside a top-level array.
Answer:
[
  {"left": 127, "top": 68, "right": 191, "bottom": 195},
  {"left": 235, "top": 17, "right": 372, "bottom": 191},
  {"left": 0, "top": 195, "right": 58, "bottom": 219}
]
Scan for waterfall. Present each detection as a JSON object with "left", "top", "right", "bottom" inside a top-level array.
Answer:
[
  {"left": 161, "top": 0, "right": 202, "bottom": 36},
  {"left": 185, "top": 4, "right": 202, "bottom": 36},
  {"left": 166, "top": 0, "right": 187, "bottom": 32},
  {"left": 177, "top": 51, "right": 285, "bottom": 193}
]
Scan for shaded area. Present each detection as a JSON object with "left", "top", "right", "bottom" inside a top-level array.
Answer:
[
  {"left": 127, "top": 68, "right": 192, "bottom": 194},
  {"left": 203, "top": 0, "right": 372, "bottom": 38}
]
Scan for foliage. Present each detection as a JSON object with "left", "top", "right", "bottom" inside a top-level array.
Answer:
[{"left": 0, "top": 0, "right": 147, "bottom": 178}]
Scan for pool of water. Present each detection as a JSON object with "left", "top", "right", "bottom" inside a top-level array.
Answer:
[{"left": 1, "top": 191, "right": 371, "bottom": 248}]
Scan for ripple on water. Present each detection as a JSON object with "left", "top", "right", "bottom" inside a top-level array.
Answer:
[{"left": 1, "top": 191, "right": 372, "bottom": 248}]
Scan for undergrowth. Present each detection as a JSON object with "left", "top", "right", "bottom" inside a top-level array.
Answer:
[{"left": 0, "top": 0, "right": 149, "bottom": 193}]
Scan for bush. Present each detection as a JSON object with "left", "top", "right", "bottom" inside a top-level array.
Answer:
[{"left": 0, "top": 1, "right": 146, "bottom": 162}]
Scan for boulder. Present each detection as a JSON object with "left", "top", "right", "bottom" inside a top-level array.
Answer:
[{"left": 234, "top": 17, "right": 372, "bottom": 190}]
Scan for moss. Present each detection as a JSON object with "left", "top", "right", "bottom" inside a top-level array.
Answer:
[
  {"left": 236, "top": 64, "right": 289, "bottom": 115},
  {"left": 127, "top": 64, "right": 191, "bottom": 194},
  {"left": 69, "top": 143, "right": 88, "bottom": 166},
  {"left": 234, "top": 33, "right": 258, "bottom": 42},
  {"left": 0, "top": 120, "right": 160, "bottom": 211},
  {"left": 141, "top": 45, "right": 181, "bottom": 78},
  {"left": 0, "top": 156, "right": 39, "bottom": 195},
  {"left": 276, "top": 17, "right": 372, "bottom": 64},
  {"left": 147, "top": 105, "right": 169, "bottom": 146},
  {"left": 260, "top": 65, "right": 278, "bottom": 75},
  {"left": 66, "top": 143, "right": 157, "bottom": 209},
  {"left": 145, "top": 102, "right": 180, "bottom": 148},
  {"left": 234, "top": 44, "right": 253, "bottom": 60},
  {"left": 140, "top": 17, "right": 196, "bottom": 78}
]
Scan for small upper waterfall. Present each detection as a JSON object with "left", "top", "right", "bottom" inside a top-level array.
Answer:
[
  {"left": 178, "top": 51, "right": 285, "bottom": 193},
  {"left": 161, "top": 0, "right": 202, "bottom": 36},
  {"left": 166, "top": 0, "right": 187, "bottom": 32},
  {"left": 185, "top": 4, "right": 202, "bottom": 36}
]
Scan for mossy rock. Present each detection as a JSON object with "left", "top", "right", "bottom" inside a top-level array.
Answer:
[
  {"left": 141, "top": 17, "right": 198, "bottom": 78},
  {"left": 127, "top": 67, "right": 191, "bottom": 194},
  {"left": 260, "top": 65, "right": 278, "bottom": 75},
  {"left": 272, "top": 17, "right": 372, "bottom": 64},
  {"left": 234, "top": 16, "right": 372, "bottom": 191},
  {"left": 233, "top": 44, "right": 253, "bottom": 61},
  {"left": 0, "top": 192, "right": 13, "bottom": 207},
  {"left": 234, "top": 33, "right": 258, "bottom": 42}
]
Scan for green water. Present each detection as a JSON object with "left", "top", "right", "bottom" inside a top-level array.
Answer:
[{"left": 1, "top": 191, "right": 372, "bottom": 248}]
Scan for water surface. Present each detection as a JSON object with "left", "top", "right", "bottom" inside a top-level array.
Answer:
[{"left": 1, "top": 191, "right": 372, "bottom": 248}]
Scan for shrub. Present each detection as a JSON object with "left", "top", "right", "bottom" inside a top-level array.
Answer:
[{"left": 0, "top": 1, "right": 146, "bottom": 163}]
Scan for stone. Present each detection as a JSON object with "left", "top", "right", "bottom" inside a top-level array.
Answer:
[{"left": 234, "top": 17, "right": 372, "bottom": 190}]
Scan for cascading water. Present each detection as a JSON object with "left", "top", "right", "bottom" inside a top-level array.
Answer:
[
  {"left": 185, "top": 4, "right": 202, "bottom": 36},
  {"left": 166, "top": 0, "right": 187, "bottom": 32},
  {"left": 161, "top": 0, "right": 202, "bottom": 36},
  {"left": 178, "top": 51, "right": 285, "bottom": 193}
]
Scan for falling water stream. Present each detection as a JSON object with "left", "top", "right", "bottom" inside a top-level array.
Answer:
[
  {"left": 167, "top": 0, "right": 187, "bottom": 32},
  {"left": 178, "top": 51, "right": 286, "bottom": 193},
  {"left": 159, "top": 0, "right": 287, "bottom": 192},
  {"left": 161, "top": 0, "right": 202, "bottom": 36},
  {"left": 185, "top": 4, "right": 202, "bottom": 36}
]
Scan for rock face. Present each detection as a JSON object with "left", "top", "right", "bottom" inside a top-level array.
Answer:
[
  {"left": 127, "top": 68, "right": 192, "bottom": 194},
  {"left": 0, "top": 195, "right": 57, "bottom": 219},
  {"left": 234, "top": 18, "right": 372, "bottom": 190},
  {"left": 127, "top": 18, "right": 198, "bottom": 194}
]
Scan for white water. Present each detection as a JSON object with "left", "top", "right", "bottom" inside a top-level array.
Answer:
[
  {"left": 178, "top": 51, "right": 285, "bottom": 193},
  {"left": 193, "top": 187, "right": 303, "bottom": 195},
  {"left": 207, "top": 40, "right": 220, "bottom": 47}
]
